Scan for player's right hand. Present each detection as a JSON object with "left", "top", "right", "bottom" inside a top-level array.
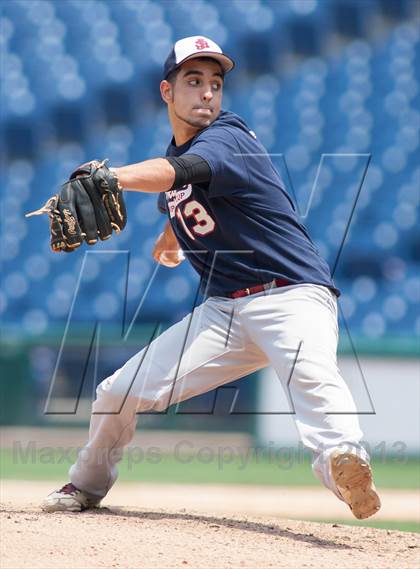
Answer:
[{"left": 153, "top": 231, "right": 185, "bottom": 268}]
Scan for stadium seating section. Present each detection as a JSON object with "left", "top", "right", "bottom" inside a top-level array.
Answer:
[{"left": 1, "top": 0, "right": 419, "bottom": 341}]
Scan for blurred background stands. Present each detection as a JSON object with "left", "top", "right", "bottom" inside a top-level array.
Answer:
[{"left": 1, "top": 0, "right": 419, "bottom": 344}]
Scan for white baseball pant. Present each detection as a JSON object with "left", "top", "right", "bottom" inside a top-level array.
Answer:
[{"left": 69, "top": 283, "right": 368, "bottom": 500}]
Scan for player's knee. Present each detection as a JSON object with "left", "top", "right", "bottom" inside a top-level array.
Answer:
[
  {"left": 97, "top": 347, "right": 150, "bottom": 394},
  {"left": 93, "top": 374, "right": 169, "bottom": 415},
  {"left": 93, "top": 349, "right": 172, "bottom": 413},
  {"left": 93, "top": 372, "right": 138, "bottom": 413},
  {"left": 136, "top": 392, "right": 171, "bottom": 414}
]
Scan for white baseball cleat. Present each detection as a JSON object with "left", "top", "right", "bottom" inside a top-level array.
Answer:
[
  {"left": 41, "top": 482, "right": 102, "bottom": 513},
  {"left": 330, "top": 451, "right": 381, "bottom": 520}
]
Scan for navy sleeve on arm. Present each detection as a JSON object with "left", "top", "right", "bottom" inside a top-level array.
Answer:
[{"left": 187, "top": 127, "right": 249, "bottom": 198}]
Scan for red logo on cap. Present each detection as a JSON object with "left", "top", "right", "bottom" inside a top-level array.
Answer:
[{"left": 195, "top": 38, "right": 210, "bottom": 50}]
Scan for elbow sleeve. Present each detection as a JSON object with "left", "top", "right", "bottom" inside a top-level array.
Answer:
[{"left": 165, "top": 154, "right": 212, "bottom": 190}]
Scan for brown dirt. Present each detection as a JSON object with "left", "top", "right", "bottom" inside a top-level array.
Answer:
[
  {"left": 2, "top": 480, "right": 419, "bottom": 521},
  {"left": 1, "top": 482, "right": 419, "bottom": 569}
]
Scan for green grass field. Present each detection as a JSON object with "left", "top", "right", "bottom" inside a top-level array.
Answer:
[
  {"left": 1, "top": 448, "right": 418, "bottom": 488},
  {"left": 1, "top": 449, "right": 418, "bottom": 533},
  {"left": 310, "top": 520, "right": 419, "bottom": 533}
]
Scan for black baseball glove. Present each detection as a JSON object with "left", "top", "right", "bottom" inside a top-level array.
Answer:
[{"left": 26, "top": 159, "right": 127, "bottom": 252}]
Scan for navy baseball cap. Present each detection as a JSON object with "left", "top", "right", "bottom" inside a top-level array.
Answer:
[{"left": 163, "top": 36, "right": 235, "bottom": 80}]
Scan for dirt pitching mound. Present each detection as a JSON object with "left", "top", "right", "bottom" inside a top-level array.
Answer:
[{"left": 1, "top": 504, "right": 419, "bottom": 569}]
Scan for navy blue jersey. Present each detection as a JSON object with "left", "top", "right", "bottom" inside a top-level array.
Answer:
[{"left": 158, "top": 110, "right": 339, "bottom": 298}]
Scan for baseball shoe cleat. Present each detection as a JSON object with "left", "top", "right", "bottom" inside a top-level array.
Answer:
[
  {"left": 330, "top": 451, "right": 381, "bottom": 520},
  {"left": 41, "top": 482, "right": 101, "bottom": 513}
]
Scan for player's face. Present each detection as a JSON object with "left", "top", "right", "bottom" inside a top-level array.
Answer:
[{"left": 168, "top": 59, "right": 224, "bottom": 129}]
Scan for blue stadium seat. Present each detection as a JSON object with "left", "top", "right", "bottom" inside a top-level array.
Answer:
[{"left": 1, "top": 1, "right": 419, "bottom": 339}]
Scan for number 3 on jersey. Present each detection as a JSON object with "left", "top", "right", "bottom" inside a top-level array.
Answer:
[{"left": 176, "top": 199, "right": 215, "bottom": 240}]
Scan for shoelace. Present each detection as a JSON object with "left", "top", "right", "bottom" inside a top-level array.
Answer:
[{"left": 59, "top": 483, "right": 80, "bottom": 495}]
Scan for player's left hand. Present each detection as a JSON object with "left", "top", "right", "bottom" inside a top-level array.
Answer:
[{"left": 26, "top": 159, "right": 127, "bottom": 253}]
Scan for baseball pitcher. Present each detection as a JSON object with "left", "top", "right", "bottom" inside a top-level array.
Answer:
[{"left": 29, "top": 36, "right": 380, "bottom": 519}]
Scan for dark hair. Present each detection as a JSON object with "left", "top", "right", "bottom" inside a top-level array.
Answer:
[
  {"left": 166, "top": 67, "right": 181, "bottom": 85},
  {"left": 166, "top": 57, "right": 225, "bottom": 85}
]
